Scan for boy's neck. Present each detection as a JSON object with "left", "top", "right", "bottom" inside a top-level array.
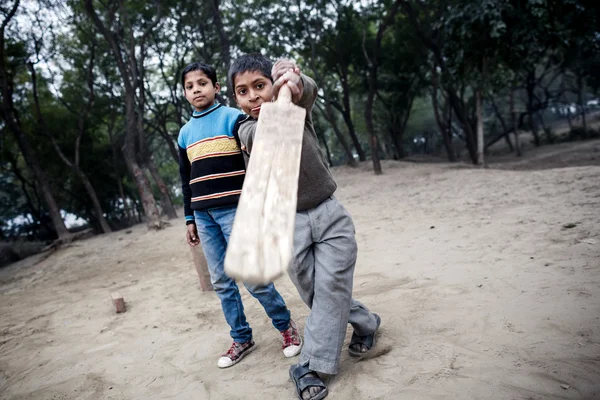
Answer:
[{"left": 193, "top": 101, "right": 219, "bottom": 116}]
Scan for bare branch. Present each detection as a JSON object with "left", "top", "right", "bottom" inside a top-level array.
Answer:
[{"left": 0, "top": 0, "right": 20, "bottom": 33}]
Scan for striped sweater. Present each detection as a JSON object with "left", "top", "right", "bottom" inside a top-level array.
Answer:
[{"left": 178, "top": 103, "right": 245, "bottom": 225}]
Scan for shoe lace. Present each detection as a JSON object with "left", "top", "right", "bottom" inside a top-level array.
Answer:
[
  {"left": 225, "top": 342, "right": 240, "bottom": 356},
  {"left": 282, "top": 327, "right": 296, "bottom": 347}
]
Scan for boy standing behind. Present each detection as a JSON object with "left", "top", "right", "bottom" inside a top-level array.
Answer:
[
  {"left": 178, "top": 62, "right": 302, "bottom": 368},
  {"left": 229, "top": 54, "right": 381, "bottom": 400}
]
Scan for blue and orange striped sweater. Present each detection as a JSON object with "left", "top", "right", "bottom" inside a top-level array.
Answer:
[{"left": 178, "top": 103, "right": 246, "bottom": 225}]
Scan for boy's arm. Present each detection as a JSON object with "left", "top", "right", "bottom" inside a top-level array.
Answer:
[
  {"left": 178, "top": 145, "right": 194, "bottom": 224},
  {"left": 178, "top": 139, "right": 200, "bottom": 246},
  {"left": 237, "top": 117, "right": 256, "bottom": 155},
  {"left": 295, "top": 74, "right": 318, "bottom": 111}
]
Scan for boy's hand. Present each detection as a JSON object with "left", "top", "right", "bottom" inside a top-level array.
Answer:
[
  {"left": 272, "top": 59, "right": 303, "bottom": 103},
  {"left": 186, "top": 223, "right": 200, "bottom": 246},
  {"left": 272, "top": 59, "right": 299, "bottom": 81}
]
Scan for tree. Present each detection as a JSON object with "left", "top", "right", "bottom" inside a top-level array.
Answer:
[
  {"left": 28, "top": 55, "right": 112, "bottom": 233},
  {"left": 362, "top": 0, "right": 402, "bottom": 174},
  {"left": 292, "top": 0, "right": 358, "bottom": 166},
  {"left": 1, "top": 0, "right": 71, "bottom": 240},
  {"left": 401, "top": 0, "right": 479, "bottom": 164},
  {"left": 83, "top": 0, "right": 167, "bottom": 229}
]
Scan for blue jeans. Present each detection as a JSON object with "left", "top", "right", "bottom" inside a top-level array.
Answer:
[{"left": 194, "top": 205, "right": 291, "bottom": 342}]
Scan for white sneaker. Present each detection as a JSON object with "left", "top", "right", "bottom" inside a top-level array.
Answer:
[
  {"left": 217, "top": 340, "right": 256, "bottom": 368},
  {"left": 281, "top": 319, "right": 303, "bottom": 358}
]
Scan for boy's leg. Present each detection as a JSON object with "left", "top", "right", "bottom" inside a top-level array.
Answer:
[
  {"left": 243, "top": 281, "right": 291, "bottom": 331},
  {"left": 287, "top": 210, "right": 317, "bottom": 308},
  {"left": 327, "top": 199, "right": 380, "bottom": 344},
  {"left": 214, "top": 205, "right": 301, "bottom": 358},
  {"left": 211, "top": 205, "right": 293, "bottom": 331},
  {"left": 348, "top": 299, "right": 379, "bottom": 335},
  {"left": 244, "top": 280, "right": 302, "bottom": 358},
  {"left": 288, "top": 209, "right": 326, "bottom": 399},
  {"left": 296, "top": 197, "right": 379, "bottom": 375},
  {"left": 194, "top": 209, "right": 253, "bottom": 343}
]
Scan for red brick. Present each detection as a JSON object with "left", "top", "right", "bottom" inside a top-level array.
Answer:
[{"left": 111, "top": 292, "right": 126, "bottom": 313}]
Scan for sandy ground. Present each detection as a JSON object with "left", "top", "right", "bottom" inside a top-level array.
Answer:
[{"left": 1, "top": 140, "right": 599, "bottom": 400}]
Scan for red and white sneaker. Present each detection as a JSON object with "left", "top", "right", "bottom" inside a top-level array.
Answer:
[
  {"left": 281, "top": 319, "right": 303, "bottom": 358},
  {"left": 217, "top": 340, "right": 256, "bottom": 368}
]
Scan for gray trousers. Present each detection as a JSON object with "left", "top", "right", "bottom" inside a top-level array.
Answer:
[{"left": 288, "top": 196, "right": 379, "bottom": 375}]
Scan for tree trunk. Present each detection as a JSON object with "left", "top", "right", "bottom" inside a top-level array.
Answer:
[
  {"left": 107, "top": 121, "right": 134, "bottom": 221},
  {"left": 510, "top": 88, "right": 522, "bottom": 157},
  {"left": 124, "top": 152, "right": 161, "bottom": 228},
  {"left": 401, "top": 1, "right": 477, "bottom": 163},
  {"left": 10, "top": 130, "right": 70, "bottom": 238},
  {"left": 446, "top": 103, "right": 455, "bottom": 158},
  {"left": 147, "top": 158, "right": 178, "bottom": 219},
  {"left": 539, "top": 113, "right": 553, "bottom": 142},
  {"left": 6, "top": 151, "right": 54, "bottom": 236},
  {"left": 296, "top": 7, "right": 358, "bottom": 168},
  {"left": 210, "top": 0, "right": 233, "bottom": 103},
  {"left": 538, "top": 113, "right": 547, "bottom": 131},
  {"left": 391, "top": 127, "right": 405, "bottom": 159},
  {"left": 436, "top": 84, "right": 476, "bottom": 163},
  {"left": 560, "top": 81, "right": 573, "bottom": 129},
  {"left": 365, "top": 89, "right": 382, "bottom": 175},
  {"left": 431, "top": 73, "right": 456, "bottom": 161},
  {"left": 361, "top": 0, "right": 401, "bottom": 174},
  {"left": 124, "top": 100, "right": 163, "bottom": 229},
  {"left": 440, "top": 117, "right": 456, "bottom": 161},
  {"left": 461, "top": 110, "right": 478, "bottom": 163},
  {"left": 377, "top": 133, "right": 390, "bottom": 159},
  {"left": 320, "top": 101, "right": 357, "bottom": 166},
  {"left": 28, "top": 54, "right": 113, "bottom": 235},
  {"left": 476, "top": 89, "right": 484, "bottom": 166},
  {"left": 489, "top": 96, "right": 513, "bottom": 151},
  {"left": 158, "top": 124, "right": 180, "bottom": 163},
  {"left": 339, "top": 68, "right": 366, "bottom": 161},
  {"left": 341, "top": 106, "right": 365, "bottom": 161},
  {"left": 0, "top": 10, "right": 71, "bottom": 240},
  {"left": 77, "top": 170, "right": 112, "bottom": 232},
  {"left": 577, "top": 75, "right": 587, "bottom": 135},
  {"left": 85, "top": 0, "right": 164, "bottom": 230},
  {"left": 529, "top": 113, "right": 540, "bottom": 146},
  {"left": 385, "top": 82, "right": 415, "bottom": 160},
  {"left": 525, "top": 73, "right": 541, "bottom": 147}
]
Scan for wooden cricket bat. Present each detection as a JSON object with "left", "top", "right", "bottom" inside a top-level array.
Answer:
[{"left": 224, "top": 85, "right": 305, "bottom": 284}]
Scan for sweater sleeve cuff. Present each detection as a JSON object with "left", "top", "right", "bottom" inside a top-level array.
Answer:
[{"left": 185, "top": 215, "right": 195, "bottom": 225}]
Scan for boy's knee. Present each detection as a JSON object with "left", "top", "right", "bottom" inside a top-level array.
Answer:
[
  {"left": 244, "top": 282, "right": 274, "bottom": 296},
  {"left": 212, "top": 275, "right": 238, "bottom": 294}
]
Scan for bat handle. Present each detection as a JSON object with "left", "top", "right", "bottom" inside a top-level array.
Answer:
[{"left": 278, "top": 83, "right": 292, "bottom": 103}]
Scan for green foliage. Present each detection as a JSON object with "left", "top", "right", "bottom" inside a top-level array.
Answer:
[{"left": 1, "top": 0, "right": 598, "bottom": 239}]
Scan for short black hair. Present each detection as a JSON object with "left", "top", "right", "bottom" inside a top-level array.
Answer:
[
  {"left": 181, "top": 62, "right": 218, "bottom": 87},
  {"left": 228, "top": 54, "right": 273, "bottom": 93}
]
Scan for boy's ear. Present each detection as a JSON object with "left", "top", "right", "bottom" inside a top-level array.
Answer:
[{"left": 214, "top": 82, "right": 221, "bottom": 92}]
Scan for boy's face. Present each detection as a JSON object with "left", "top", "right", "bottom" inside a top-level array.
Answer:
[
  {"left": 183, "top": 70, "right": 220, "bottom": 112},
  {"left": 233, "top": 70, "right": 273, "bottom": 119}
]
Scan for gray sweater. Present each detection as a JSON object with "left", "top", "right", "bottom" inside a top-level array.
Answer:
[{"left": 237, "top": 74, "right": 337, "bottom": 211}]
